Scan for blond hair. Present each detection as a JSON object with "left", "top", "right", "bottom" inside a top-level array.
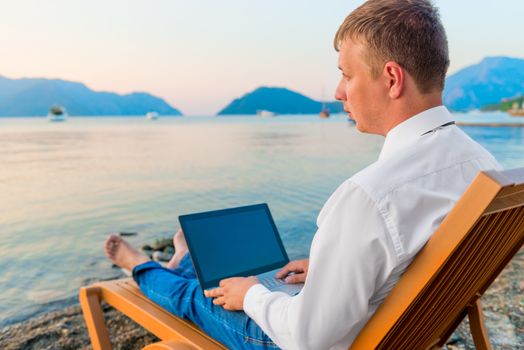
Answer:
[{"left": 334, "top": 0, "right": 449, "bottom": 93}]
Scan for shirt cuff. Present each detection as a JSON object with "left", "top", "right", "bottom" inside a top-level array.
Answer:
[{"left": 243, "top": 283, "right": 271, "bottom": 317}]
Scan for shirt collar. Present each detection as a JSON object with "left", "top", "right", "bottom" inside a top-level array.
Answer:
[{"left": 378, "top": 106, "right": 454, "bottom": 162}]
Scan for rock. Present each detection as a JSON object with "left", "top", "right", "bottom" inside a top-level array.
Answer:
[
  {"left": 141, "top": 244, "right": 153, "bottom": 251},
  {"left": 141, "top": 246, "right": 153, "bottom": 259},
  {"left": 484, "top": 310, "right": 520, "bottom": 347},
  {"left": 152, "top": 251, "right": 172, "bottom": 262},
  {"left": 151, "top": 238, "right": 173, "bottom": 251},
  {"left": 119, "top": 232, "right": 138, "bottom": 237}
]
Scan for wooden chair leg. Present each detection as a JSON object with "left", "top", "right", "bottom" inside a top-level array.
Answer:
[
  {"left": 467, "top": 299, "right": 492, "bottom": 350},
  {"left": 79, "top": 286, "right": 112, "bottom": 350}
]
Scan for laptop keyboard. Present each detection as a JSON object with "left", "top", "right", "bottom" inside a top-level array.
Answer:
[{"left": 260, "top": 276, "right": 285, "bottom": 289}]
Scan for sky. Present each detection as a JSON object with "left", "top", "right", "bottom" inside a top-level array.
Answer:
[{"left": 1, "top": 0, "right": 523, "bottom": 115}]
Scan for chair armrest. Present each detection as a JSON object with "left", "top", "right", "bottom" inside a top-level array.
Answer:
[{"left": 143, "top": 339, "right": 201, "bottom": 350}]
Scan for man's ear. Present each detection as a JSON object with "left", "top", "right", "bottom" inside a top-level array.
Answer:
[{"left": 383, "top": 61, "right": 404, "bottom": 99}]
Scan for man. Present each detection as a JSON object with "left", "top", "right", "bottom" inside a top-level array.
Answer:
[{"left": 105, "top": 0, "right": 501, "bottom": 349}]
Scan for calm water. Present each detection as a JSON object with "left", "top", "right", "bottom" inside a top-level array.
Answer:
[{"left": 1, "top": 114, "right": 523, "bottom": 326}]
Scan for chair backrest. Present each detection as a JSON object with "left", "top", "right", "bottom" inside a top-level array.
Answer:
[{"left": 349, "top": 168, "right": 524, "bottom": 350}]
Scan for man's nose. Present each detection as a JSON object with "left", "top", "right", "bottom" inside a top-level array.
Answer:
[{"left": 335, "top": 79, "right": 346, "bottom": 101}]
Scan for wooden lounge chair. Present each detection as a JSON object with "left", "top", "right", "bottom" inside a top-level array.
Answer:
[{"left": 80, "top": 168, "right": 524, "bottom": 350}]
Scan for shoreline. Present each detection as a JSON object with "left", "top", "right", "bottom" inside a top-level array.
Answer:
[
  {"left": 0, "top": 295, "right": 80, "bottom": 330},
  {"left": 1, "top": 241, "right": 522, "bottom": 349},
  {"left": 0, "top": 235, "right": 174, "bottom": 329}
]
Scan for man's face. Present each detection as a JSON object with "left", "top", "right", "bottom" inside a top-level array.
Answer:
[{"left": 335, "top": 39, "right": 388, "bottom": 135}]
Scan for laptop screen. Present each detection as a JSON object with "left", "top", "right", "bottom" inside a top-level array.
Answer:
[{"left": 179, "top": 203, "right": 289, "bottom": 290}]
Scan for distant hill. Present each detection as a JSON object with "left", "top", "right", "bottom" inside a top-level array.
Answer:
[
  {"left": 0, "top": 76, "right": 182, "bottom": 116},
  {"left": 217, "top": 87, "right": 344, "bottom": 115},
  {"left": 443, "top": 56, "right": 524, "bottom": 111}
]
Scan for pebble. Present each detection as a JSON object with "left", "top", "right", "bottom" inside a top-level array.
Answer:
[
  {"left": 151, "top": 238, "right": 173, "bottom": 251},
  {"left": 119, "top": 232, "right": 138, "bottom": 237},
  {"left": 152, "top": 251, "right": 173, "bottom": 262}
]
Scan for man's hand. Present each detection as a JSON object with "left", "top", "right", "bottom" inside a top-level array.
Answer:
[
  {"left": 204, "top": 276, "right": 259, "bottom": 311},
  {"left": 276, "top": 259, "right": 309, "bottom": 284}
]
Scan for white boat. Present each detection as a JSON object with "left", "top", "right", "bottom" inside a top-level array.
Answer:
[
  {"left": 47, "top": 105, "right": 68, "bottom": 122},
  {"left": 256, "top": 110, "right": 276, "bottom": 117},
  {"left": 146, "top": 112, "right": 159, "bottom": 120}
]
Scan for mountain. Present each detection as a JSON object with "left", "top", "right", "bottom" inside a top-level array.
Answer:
[
  {"left": 443, "top": 56, "right": 524, "bottom": 111},
  {"left": 0, "top": 76, "right": 182, "bottom": 116},
  {"left": 217, "top": 87, "right": 344, "bottom": 115}
]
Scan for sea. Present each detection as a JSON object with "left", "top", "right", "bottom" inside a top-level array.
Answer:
[{"left": 1, "top": 112, "right": 523, "bottom": 327}]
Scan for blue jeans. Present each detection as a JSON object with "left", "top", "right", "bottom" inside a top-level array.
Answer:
[{"left": 132, "top": 253, "right": 279, "bottom": 350}]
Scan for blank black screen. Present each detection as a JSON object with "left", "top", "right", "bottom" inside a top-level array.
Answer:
[{"left": 179, "top": 204, "right": 288, "bottom": 289}]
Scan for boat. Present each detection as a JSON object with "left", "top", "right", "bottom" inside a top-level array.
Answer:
[
  {"left": 256, "top": 110, "right": 276, "bottom": 117},
  {"left": 146, "top": 111, "right": 159, "bottom": 120},
  {"left": 508, "top": 101, "right": 524, "bottom": 117},
  {"left": 47, "top": 105, "right": 68, "bottom": 122}
]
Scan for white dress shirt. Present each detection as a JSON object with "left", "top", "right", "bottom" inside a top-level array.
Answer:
[{"left": 243, "top": 106, "right": 501, "bottom": 350}]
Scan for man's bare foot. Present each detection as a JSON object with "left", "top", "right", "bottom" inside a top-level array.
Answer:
[
  {"left": 105, "top": 234, "right": 150, "bottom": 271},
  {"left": 167, "top": 229, "right": 189, "bottom": 269}
]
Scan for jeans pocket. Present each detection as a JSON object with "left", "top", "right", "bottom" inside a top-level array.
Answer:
[
  {"left": 243, "top": 318, "right": 280, "bottom": 349},
  {"left": 243, "top": 335, "right": 280, "bottom": 348}
]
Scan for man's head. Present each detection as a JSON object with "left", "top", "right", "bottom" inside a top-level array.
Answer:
[{"left": 334, "top": 0, "right": 449, "bottom": 135}]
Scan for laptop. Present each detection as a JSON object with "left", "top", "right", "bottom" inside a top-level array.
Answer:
[{"left": 178, "top": 203, "right": 303, "bottom": 296}]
